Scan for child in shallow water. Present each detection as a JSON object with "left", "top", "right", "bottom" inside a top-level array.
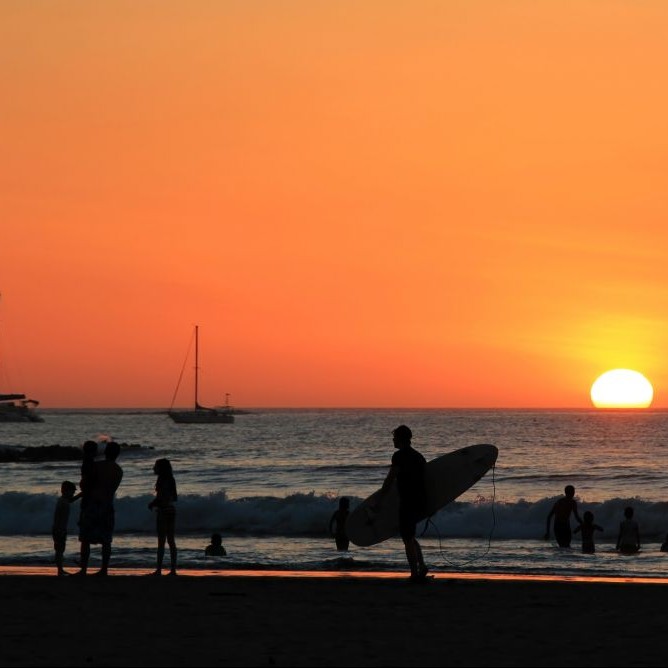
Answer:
[
  {"left": 616, "top": 506, "right": 640, "bottom": 555},
  {"left": 205, "top": 533, "right": 227, "bottom": 557},
  {"left": 573, "top": 510, "right": 603, "bottom": 554}
]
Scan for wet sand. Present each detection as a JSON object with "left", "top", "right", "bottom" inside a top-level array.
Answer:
[{"left": 1, "top": 570, "right": 667, "bottom": 666}]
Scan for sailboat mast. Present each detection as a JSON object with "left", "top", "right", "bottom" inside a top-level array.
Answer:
[{"left": 194, "top": 325, "right": 199, "bottom": 409}]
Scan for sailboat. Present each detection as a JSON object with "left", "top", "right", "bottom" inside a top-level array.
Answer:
[{"left": 167, "top": 326, "right": 234, "bottom": 424}]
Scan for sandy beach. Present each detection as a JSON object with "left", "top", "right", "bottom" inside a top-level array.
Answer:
[{"left": 1, "top": 570, "right": 667, "bottom": 667}]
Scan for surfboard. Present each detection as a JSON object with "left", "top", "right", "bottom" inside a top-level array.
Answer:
[{"left": 346, "top": 443, "right": 498, "bottom": 547}]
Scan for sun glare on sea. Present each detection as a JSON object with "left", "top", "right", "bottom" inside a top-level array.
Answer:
[{"left": 590, "top": 369, "right": 654, "bottom": 409}]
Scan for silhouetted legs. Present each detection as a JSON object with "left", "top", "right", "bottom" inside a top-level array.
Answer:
[
  {"left": 404, "top": 537, "right": 427, "bottom": 580},
  {"left": 75, "top": 540, "right": 111, "bottom": 576},
  {"left": 153, "top": 524, "right": 177, "bottom": 576},
  {"left": 76, "top": 541, "right": 91, "bottom": 575},
  {"left": 98, "top": 542, "right": 111, "bottom": 575}
]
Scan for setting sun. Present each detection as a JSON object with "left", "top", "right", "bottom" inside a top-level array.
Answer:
[{"left": 590, "top": 369, "right": 654, "bottom": 409}]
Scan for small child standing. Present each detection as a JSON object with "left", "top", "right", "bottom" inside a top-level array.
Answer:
[
  {"left": 573, "top": 510, "right": 603, "bottom": 554},
  {"left": 52, "top": 480, "right": 80, "bottom": 576},
  {"left": 329, "top": 497, "right": 350, "bottom": 552}
]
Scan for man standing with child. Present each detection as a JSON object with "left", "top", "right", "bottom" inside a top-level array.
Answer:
[{"left": 77, "top": 441, "right": 123, "bottom": 576}]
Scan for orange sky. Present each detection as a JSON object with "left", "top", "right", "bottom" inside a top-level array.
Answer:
[{"left": 1, "top": 1, "right": 668, "bottom": 408}]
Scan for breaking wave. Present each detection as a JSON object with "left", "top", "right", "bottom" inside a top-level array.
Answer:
[{"left": 2, "top": 491, "right": 668, "bottom": 540}]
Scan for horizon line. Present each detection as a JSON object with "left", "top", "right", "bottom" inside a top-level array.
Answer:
[{"left": 36, "top": 405, "right": 668, "bottom": 411}]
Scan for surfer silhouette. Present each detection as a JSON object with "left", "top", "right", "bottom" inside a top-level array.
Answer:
[
  {"left": 373, "top": 425, "right": 428, "bottom": 581},
  {"left": 544, "top": 485, "right": 582, "bottom": 548}
]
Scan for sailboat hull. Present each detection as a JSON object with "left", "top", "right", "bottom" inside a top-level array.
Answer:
[{"left": 168, "top": 410, "right": 234, "bottom": 424}]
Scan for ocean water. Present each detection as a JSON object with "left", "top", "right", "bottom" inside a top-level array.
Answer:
[{"left": 1, "top": 408, "right": 668, "bottom": 578}]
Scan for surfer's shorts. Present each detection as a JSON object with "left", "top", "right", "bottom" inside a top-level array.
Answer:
[{"left": 78, "top": 501, "right": 115, "bottom": 545}]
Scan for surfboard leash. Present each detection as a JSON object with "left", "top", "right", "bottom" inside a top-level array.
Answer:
[{"left": 423, "top": 462, "right": 497, "bottom": 569}]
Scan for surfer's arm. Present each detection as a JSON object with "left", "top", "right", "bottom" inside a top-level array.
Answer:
[{"left": 572, "top": 502, "right": 583, "bottom": 525}]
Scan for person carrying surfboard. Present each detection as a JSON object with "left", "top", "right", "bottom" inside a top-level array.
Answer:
[{"left": 373, "top": 425, "right": 429, "bottom": 581}]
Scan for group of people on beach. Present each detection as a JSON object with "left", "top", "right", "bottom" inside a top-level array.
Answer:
[
  {"left": 544, "top": 484, "right": 646, "bottom": 554},
  {"left": 53, "top": 440, "right": 124, "bottom": 576},
  {"left": 345, "top": 427, "right": 667, "bottom": 577},
  {"left": 53, "top": 425, "right": 429, "bottom": 579},
  {"left": 55, "top": 425, "right": 661, "bottom": 580},
  {"left": 52, "top": 440, "right": 226, "bottom": 576}
]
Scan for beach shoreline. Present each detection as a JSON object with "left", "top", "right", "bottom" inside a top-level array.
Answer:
[
  {"left": 2, "top": 570, "right": 667, "bottom": 666},
  {"left": 3, "top": 565, "right": 668, "bottom": 585}
]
